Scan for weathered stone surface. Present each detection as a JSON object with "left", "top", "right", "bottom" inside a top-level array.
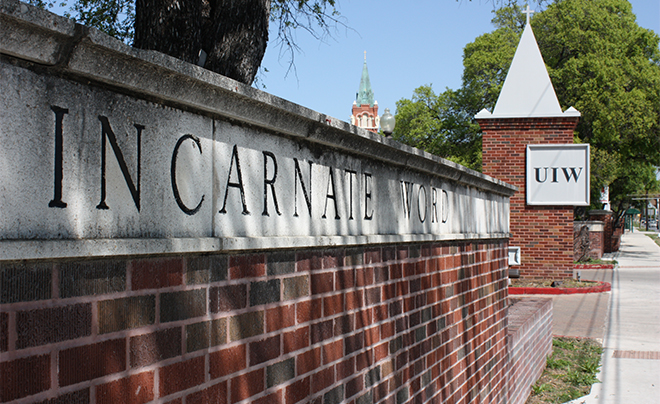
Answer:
[{"left": 0, "top": 0, "right": 514, "bottom": 262}]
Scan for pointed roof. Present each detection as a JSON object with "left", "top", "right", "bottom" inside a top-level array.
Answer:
[
  {"left": 476, "top": 22, "right": 580, "bottom": 119},
  {"left": 356, "top": 52, "right": 375, "bottom": 107}
]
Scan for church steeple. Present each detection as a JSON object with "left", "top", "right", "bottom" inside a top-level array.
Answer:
[
  {"left": 356, "top": 51, "right": 375, "bottom": 107},
  {"left": 351, "top": 52, "right": 379, "bottom": 132}
]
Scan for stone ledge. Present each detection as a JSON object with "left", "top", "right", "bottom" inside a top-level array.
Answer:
[{"left": 0, "top": 233, "right": 510, "bottom": 261}]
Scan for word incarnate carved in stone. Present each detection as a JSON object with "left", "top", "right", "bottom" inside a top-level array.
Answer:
[
  {"left": 533, "top": 167, "right": 583, "bottom": 183},
  {"left": 49, "top": 107, "right": 455, "bottom": 224}
]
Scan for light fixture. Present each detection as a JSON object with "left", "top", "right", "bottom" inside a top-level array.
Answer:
[{"left": 380, "top": 108, "right": 395, "bottom": 137}]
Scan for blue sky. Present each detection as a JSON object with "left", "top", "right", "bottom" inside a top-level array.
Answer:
[{"left": 258, "top": 0, "right": 660, "bottom": 123}]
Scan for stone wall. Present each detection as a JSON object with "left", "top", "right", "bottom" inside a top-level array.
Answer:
[{"left": 0, "top": 1, "right": 519, "bottom": 403}]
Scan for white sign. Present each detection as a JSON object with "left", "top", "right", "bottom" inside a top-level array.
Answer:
[
  {"left": 508, "top": 247, "right": 521, "bottom": 266},
  {"left": 599, "top": 186, "right": 609, "bottom": 204},
  {"left": 526, "top": 144, "right": 590, "bottom": 206}
]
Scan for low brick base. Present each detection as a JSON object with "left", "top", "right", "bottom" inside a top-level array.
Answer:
[
  {"left": 1, "top": 240, "right": 510, "bottom": 404},
  {"left": 506, "top": 298, "right": 553, "bottom": 404}
]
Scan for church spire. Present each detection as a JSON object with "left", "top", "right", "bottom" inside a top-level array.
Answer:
[
  {"left": 356, "top": 51, "right": 375, "bottom": 107},
  {"left": 351, "top": 52, "right": 379, "bottom": 133}
]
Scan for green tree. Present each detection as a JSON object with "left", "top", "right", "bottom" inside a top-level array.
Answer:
[
  {"left": 535, "top": 0, "right": 660, "bottom": 212},
  {"left": 393, "top": 6, "right": 524, "bottom": 171},
  {"left": 28, "top": 0, "right": 342, "bottom": 85},
  {"left": 397, "top": 0, "right": 660, "bottom": 216},
  {"left": 393, "top": 86, "right": 481, "bottom": 170}
]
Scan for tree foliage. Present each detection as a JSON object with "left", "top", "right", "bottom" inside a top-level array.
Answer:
[
  {"left": 28, "top": 0, "right": 342, "bottom": 85},
  {"left": 395, "top": 0, "right": 660, "bottom": 214},
  {"left": 393, "top": 86, "right": 482, "bottom": 170}
]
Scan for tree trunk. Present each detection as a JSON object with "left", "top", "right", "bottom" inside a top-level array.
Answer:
[
  {"left": 134, "top": 0, "right": 203, "bottom": 65},
  {"left": 134, "top": 0, "right": 270, "bottom": 85},
  {"left": 202, "top": 0, "right": 270, "bottom": 85}
]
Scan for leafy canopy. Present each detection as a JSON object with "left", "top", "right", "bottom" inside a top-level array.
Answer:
[
  {"left": 28, "top": 0, "right": 343, "bottom": 79},
  {"left": 394, "top": 0, "right": 660, "bottom": 213}
]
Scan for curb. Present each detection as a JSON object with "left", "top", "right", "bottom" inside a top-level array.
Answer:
[
  {"left": 574, "top": 264, "right": 615, "bottom": 270},
  {"left": 509, "top": 281, "right": 611, "bottom": 295}
]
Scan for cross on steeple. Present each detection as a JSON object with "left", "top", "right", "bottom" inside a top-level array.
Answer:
[{"left": 523, "top": 4, "right": 535, "bottom": 25}]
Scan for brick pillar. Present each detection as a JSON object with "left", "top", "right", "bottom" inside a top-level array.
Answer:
[
  {"left": 589, "top": 210, "right": 615, "bottom": 253},
  {"left": 477, "top": 117, "right": 580, "bottom": 279}
]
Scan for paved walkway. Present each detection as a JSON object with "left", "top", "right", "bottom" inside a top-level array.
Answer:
[{"left": 567, "top": 231, "right": 660, "bottom": 403}]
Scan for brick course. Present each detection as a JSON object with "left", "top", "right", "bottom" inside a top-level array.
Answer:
[
  {"left": 96, "top": 371, "right": 154, "bottom": 404},
  {"left": 59, "top": 339, "right": 126, "bottom": 386},
  {"left": 130, "top": 327, "right": 182, "bottom": 367},
  {"left": 0, "top": 354, "right": 51, "bottom": 402},
  {"left": 16, "top": 304, "right": 92, "bottom": 348},
  {"left": 0, "top": 241, "right": 511, "bottom": 403}
]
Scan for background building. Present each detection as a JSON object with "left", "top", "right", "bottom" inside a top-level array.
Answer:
[{"left": 351, "top": 52, "right": 379, "bottom": 132}]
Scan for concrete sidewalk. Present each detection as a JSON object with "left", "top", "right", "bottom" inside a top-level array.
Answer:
[{"left": 568, "top": 231, "right": 660, "bottom": 403}]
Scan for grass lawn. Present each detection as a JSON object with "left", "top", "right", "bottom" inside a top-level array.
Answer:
[
  {"left": 527, "top": 337, "right": 602, "bottom": 404},
  {"left": 646, "top": 232, "right": 660, "bottom": 248}
]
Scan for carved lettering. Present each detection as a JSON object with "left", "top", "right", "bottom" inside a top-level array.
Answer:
[
  {"left": 432, "top": 188, "right": 438, "bottom": 223},
  {"left": 418, "top": 185, "right": 427, "bottom": 223},
  {"left": 535, "top": 167, "right": 548, "bottom": 183},
  {"left": 363, "top": 172, "right": 373, "bottom": 220},
  {"left": 39, "top": 106, "right": 462, "bottom": 234},
  {"left": 220, "top": 145, "right": 249, "bottom": 215},
  {"left": 171, "top": 134, "right": 204, "bottom": 215},
  {"left": 96, "top": 116, "right": 142, "bottom": 211},
  {"left": 293, "top": 158, "right": 312, "bottom": 217},
  {"left": 262, "top": 151, "right": 281, "bottom": 216},
  {"left": 322, "top": 167, "right": 340, "bottom": 220},
  {"left": 535, "top": 167, "right": 583, "bottom": 183},
  {"left": 345, "top": 169, "right": 357, "bottom": 220},
  {"left": 401, "top": 181, "right": 413, "bottom": 219},
  {"left": 49, "top": 106, "right": 68, "bottom": 208},
  {"left": 562, "top": 167, "right": 582, "bottom": 182}
]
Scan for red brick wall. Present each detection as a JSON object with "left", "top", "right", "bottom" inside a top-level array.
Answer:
[
  {"left": 573, "top": 222, "right": 604, "bottom": 261},
  {"left": 478, "top": 117, "right": 580, "bottom": 279},
  {"left": 588, "top": 230, "right": 604, "bottom": 260},
  {"left": 506, "top": 298, "right": 553, "bottom": 404},
  {"left": 588, "top": 211, "right": 621, "bottom": 253},
  {"left": 0, "top": 240, "right": 510, "bottom": 404}
]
